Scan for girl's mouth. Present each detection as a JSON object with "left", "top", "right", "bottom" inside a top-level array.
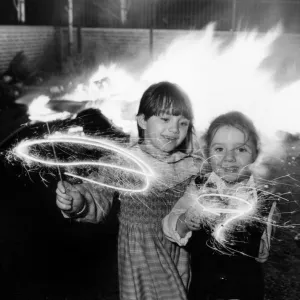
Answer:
[
  {"left": 222, "top": 167, "right": 239, "bottom": 173},
  {"left": 162, "top": 135, "right": 178, "bottom": 141}
]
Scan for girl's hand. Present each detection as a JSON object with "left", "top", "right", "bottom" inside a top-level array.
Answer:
[
  {"left": 56, "top": 181, "right": 85, "bottom": 214},
  {"left": 183, "top": 206, "right": 202, "bottom": 231}
]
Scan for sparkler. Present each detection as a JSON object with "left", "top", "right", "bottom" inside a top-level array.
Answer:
[
  {"left": 45, "top": 123, "right": 64, "bottom": 183},
  {"left": 193, "top": 190, "right": 256, "bottom": 244},
  {"left": 13, "top": 134, "right": 155, "bottom": 193}
]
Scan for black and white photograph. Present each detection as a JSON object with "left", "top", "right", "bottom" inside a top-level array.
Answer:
[{"left": 0, "top": 1, "right": 299, "bottom": 300}]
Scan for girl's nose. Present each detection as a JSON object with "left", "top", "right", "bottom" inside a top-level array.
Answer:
[
  {"left": 224, "top": 150, "right": 236, "bottom": 162},
  {"left": 168, "top": 122, "right": 180, "bottom": 134}
]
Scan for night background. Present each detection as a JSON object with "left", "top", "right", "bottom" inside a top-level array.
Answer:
[{"left": 0, "top": 0, "right": 300, "bottom": 299}]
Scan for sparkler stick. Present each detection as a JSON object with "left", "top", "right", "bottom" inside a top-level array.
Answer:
[{"left": 45, "top": 122, "right": 64, "bottom": 186}]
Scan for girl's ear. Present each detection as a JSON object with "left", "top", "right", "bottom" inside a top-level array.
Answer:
[{"left": 136, "top": 114, "right": 147, "bottom": 129}]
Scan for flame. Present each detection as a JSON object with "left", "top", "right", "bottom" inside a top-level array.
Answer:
[
  {"left": 27, "top": 24, "right": 300, "bottom": 139},
  {"left": 28, "top": 95, "right": 71, "bottom": 122},
  {"left": 142, "top": 24, "right": 282, "bottom": 137}
]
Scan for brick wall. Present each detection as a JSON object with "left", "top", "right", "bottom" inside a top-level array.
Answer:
[{"left": 0, "top": 26, "right": 58, "bottom": 74}]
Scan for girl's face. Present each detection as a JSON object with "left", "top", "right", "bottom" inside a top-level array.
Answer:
[
  {"left": 138, "top": 113, "right": 190, "bottom": 154},
  {"left": 209, "top": 126, "right": 257, "bottom": 183}
]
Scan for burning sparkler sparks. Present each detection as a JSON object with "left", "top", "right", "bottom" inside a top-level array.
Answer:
[
  {"left": 196, "top": 192, "right": 255, "bottom": 243},
  {"left": 13, "top": 134, "right": 155, "bottom": 193}
]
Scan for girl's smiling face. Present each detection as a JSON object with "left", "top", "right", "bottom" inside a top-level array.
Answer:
[
  {"left": 209, "top": 125, "right": 257, "bottom": 184},
  {"left": 138, "top": 113, "right": 190, "bottom": 154}
]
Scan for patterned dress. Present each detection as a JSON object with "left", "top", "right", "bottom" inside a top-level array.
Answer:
[{"left": 74, "top": 145, "right": 201, "bottom": 300}]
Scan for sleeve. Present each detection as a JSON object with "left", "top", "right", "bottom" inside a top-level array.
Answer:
[
  {"left": 256, "top": 200, "right": 279, "bottom": 263},
  {"left": 62, "top": 173, "right": 115, "bottom": 224},
  {"left": 74, "top": 181, "right": 115, "bottom": 224},
  {"left": 162, "top": 180, "right": 199, "bottom": 246},
  {"left": 162, "top": 208, "right": 192, "bottom": 246}
]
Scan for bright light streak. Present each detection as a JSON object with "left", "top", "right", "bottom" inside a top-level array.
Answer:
[
  {"left": 196, "top": 192, "right": 256, "bottom": 243},
  {"left": 14, "top": 134, "right": 155, "bottom": 193}
]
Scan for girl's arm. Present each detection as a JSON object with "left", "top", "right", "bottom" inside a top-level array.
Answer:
[{"left": 162, "top": 180, "right": 201, "bottom": 245}]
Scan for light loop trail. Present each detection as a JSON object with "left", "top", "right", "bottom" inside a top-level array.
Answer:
[
  {"left": 14, "top": 134, "right": 155, "bottom": 193},
  {"left": 196, "top": 193, "right": 255, "bottom": 242}
]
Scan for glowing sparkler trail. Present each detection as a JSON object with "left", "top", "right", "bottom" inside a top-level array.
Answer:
[
  {"left": 196, "top": 193, "right": 256, "bottom": 243},
  {"left": 14, "top": 134, "right": 155, "bottom": 193}
]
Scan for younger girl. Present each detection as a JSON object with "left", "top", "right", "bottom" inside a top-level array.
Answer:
[
  {"left": 56, "top": 81, "right": 202, "bottom": 300},
  {"left": 163, "top": 111, "right": 279, "bottom": 300}
]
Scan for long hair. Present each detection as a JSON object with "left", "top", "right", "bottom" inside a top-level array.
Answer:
[
  {"left": 203, "top": 111, "right": 260, "bottom": 158},
  {"left": 136, "top": 81, "right": 195, "bottom": 153}
]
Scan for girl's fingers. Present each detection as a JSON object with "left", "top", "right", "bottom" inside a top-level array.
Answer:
[
  {"left": 56, "top": 195, "right": 72, "bottom": 204},
  {"left": 58, "top": 181, "right": 74, "bottom": 193},
  {"left": 56, "top": 197, "right": 72, "bottom": 210},
  {"left": 56, "top": 188, "right": 72, "bottom": 200}
]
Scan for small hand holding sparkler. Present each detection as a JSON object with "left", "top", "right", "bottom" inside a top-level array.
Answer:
[
  {"left": 56, "top": 181, "right": 86, "bottom": 218},
  {"left": 180, "top": 184, "right": 219, "bottom": 232},
  {"left": 55, "top": 174, "right": 114, "bottom": 223},
  {"left": 175, "top": 179, "right": 206, "bottom": 237},
  {"left": 181, "top": 206, "right": 203, "bottom": 231}
]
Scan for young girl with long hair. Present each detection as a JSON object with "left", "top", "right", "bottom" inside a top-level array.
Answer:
[{"left": 56, "top": 81, "right": 202, "bottom": 300}]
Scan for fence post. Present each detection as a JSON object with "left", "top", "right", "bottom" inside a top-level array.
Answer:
[
  {"left": 149, "top": 1, "right": 155, "bottom": 59},
  {"left": 58, "top": 27, "right": 64, "bottom": 71},
  {"left": 67, "top": 0, "right": 74, "bottom": 57},
  {"left": 77, "top": 26, "right": 82, "bottom": 54},
  {"left": 231, "top": 0, "right": 237, "bottom": 32}
]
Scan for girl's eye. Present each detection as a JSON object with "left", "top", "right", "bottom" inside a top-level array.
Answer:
[
  {"left": 214, "top": 147, "right": 224, "bottom": 153},
  {"left": 160, "top": 117, "right": 170, "bottom": 122},
  {"left": 180, "top": 121, "right": 189, "bottom": 127},
  {"left": 237, "top": 147, "right": 248, "bottom": 153}
]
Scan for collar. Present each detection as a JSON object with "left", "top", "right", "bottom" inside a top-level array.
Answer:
[{"left": 204, "top": 172, "right": 257, "bottom": 202}]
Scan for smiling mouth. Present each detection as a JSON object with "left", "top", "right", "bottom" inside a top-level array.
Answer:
[
  {"left": 162, "top": 136, "right": 178, "bottom": 141},
  {"left": 222, "top": 167, "right": 239, "bottom": 173}
]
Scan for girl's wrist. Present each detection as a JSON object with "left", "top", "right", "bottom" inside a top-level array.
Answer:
[
  {"left": 65, "top": 201, "right": 87, "bottom": 219},
  {"left": 76, "top": 201, "right": 87, "bottom": 216}
]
